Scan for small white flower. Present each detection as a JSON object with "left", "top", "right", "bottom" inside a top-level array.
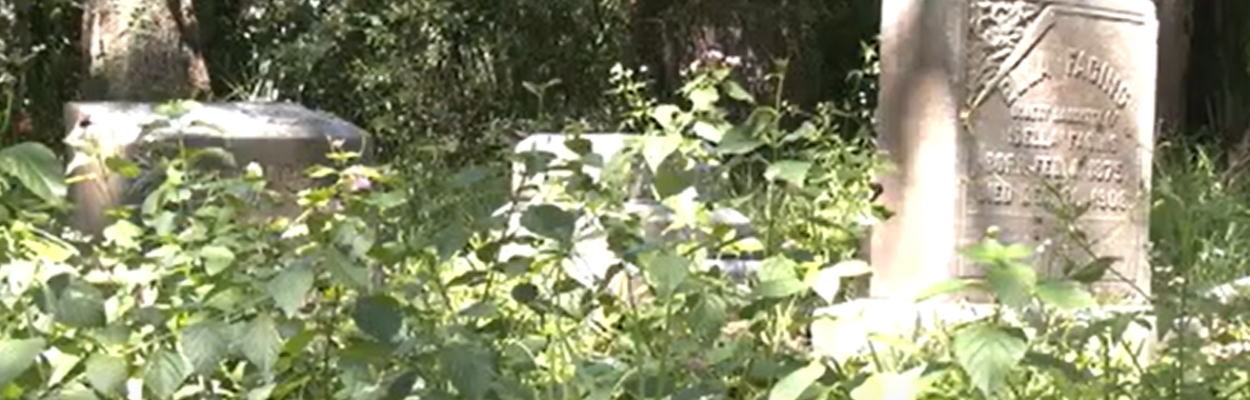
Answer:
[{"left": 686, "top": 59, "right": 703, "bottom": 73}]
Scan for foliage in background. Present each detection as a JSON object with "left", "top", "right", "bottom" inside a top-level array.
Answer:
[
  {"left": 0, "top": 0, "right": 881, "bottom": 173},
  {"left": 0, "top": 0, "right": 81, "bottom": 148}
]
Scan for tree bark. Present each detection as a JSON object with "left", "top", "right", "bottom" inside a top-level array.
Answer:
[
  {"left": 1154, "top": 0, "right": 1191, "bottom": 137},
  {"left": 628, "top": 0, "right": 829, "bottom": 108},
  {"left": 80, "top": 0, "right": 210, "bottom": 101}
]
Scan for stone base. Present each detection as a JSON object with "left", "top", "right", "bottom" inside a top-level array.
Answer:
[
  {"left": 812, "top": 299, "right": 1157, "bottom": 364},
  {"left": 62, "top": 101, "right": 369, "bottom": 238}
]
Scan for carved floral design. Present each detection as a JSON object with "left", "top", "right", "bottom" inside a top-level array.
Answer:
[{"left": 966, "top": 0, "right": 1043, "bottom": 104}]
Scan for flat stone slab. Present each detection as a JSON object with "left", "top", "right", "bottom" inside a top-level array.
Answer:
[{"left": 63, "top": 101, "right": 370, "bottom": 237}]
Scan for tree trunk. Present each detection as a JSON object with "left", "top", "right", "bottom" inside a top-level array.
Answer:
[
  {"left": 80, "top": 0, "right": 210, "bottom": 101},
  {"left": 628, "top": 0, "right": 829, "bottom": 108},
  {"left": 70, "top": 0, "right": 211, "bottom": 237},
  {"left": 1154, "top": 0, "right": 1191, "bottom": 137}
]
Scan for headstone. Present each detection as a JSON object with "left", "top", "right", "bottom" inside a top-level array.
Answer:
[
  {"left": 63, "top": 102, "right": 370, "bottom": 237},
  {"left": 870, "top": 0, "right": 1157, "bottom": 303}
]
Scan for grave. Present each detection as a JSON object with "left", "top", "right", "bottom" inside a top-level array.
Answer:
[
  {"left": 869, "top": 0, "right": 1157, "bottom": 303},
  {"left": 824, "top": 0, "right": 1159, "bottom": 360},
  {"left": 62, "top": 102, "right": 371, "bottom": 237}
]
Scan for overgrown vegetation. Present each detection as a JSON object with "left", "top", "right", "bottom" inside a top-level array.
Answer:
[
  {"left": 0, "top": 1, "right": 1249, "bottom": 400},
  {"left": 0, "top": 48, "right": 1241, "bottom": 399}
]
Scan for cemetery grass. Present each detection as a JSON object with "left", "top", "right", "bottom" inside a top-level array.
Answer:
[{"left": 1, "top": 65, "right": 1250, "bottom": 400}]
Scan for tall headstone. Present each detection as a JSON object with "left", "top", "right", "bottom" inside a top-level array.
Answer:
[
  {"left": 871, "top": 0, "right": 1157, "bottom": 302},
  {"left": 63, "top": 102, "right": 370, "bottom": 237}
]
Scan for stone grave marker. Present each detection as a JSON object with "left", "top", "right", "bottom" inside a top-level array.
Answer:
[
  {"left": 870, "top": 0, "right": 1157, "bottom": 303},
  {"left": 63, "top": 102, "right": 370, "bottom": 237}
]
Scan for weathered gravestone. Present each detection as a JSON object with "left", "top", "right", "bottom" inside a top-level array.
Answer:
[
  {"left": 63, "top": 102, "right": 370, "bottom": 237},
  {"left": 869, "top": 0, "right": 1157, "bottom": 303}
]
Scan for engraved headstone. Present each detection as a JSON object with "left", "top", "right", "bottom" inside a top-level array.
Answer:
[
  {"left": 871, "top": 0, "right": 1157, "bottom": 302},
  {"left": 63, "top": 102, "right": 370, "bottom": 237}
]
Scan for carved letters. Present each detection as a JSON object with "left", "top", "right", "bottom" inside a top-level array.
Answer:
[
  {"left": 960, "top": 0, "right": 1148, "bottom": 284},
  {"left": 1067, "top": 50, "right": 1132, "bottom": 109},
  {"left": 970, "top": 44, "right": 1134, "bottom": 214}
]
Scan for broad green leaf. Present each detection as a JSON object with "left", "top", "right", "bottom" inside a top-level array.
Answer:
[
  {"left": 104, "top": 156, "right": 143, "bottom": 179},
  {"left": 563, "top": 137, "right": 592, "bottom": 156},
  {"left": 722, "top": 81, "right": 756, "bottom": 103},
  {"left": 437, "top": 225, "right": 472, "bottom": 262},
  {"left": 0, "top": 142, "right": 66, "bottom": 203},
  {"left": 267, "top": 265, "right": 314, "bottom": 317},
  {"left": 199, "top": 246, "right": 235, "bottom": 276},
  {"left": 1069, "top": 256, "right": 1119, "bottom": 284},
  {"left": 850, "top": 367, "right": 926, "bottom": 400},
  {"left": 985, "top": 262, "right": 1037, "bottom": 310},
  {"left": 47, "top": 382, "right": 101, "bottom": 400},
  {"left": 22, "top": 236, "right": 76, "bottom": 263},
  {"left": 754, "top": 278, "right": 809, "bottom": 298},
  {"left": 755, "top": 256, "right": 808, "bottom": 299},
  {"left": 1035, "top": 280, "right": 1096, "bottom": 311},
  {"left": 381, "top": 370, "right": 419, "bottom": 400},
  {"left": 952, "top": 324, "right": 1028, "bottom": 397},
  {"left": 641, "top": 134, "right": 683, "bottom": 173},
  {"left": 998, "top": 243, "right": 1035, "bottom": 261},
  {"left": 0, "top": 338, "right": 46, "bottom": 389},
  {"left": 810, "top": 317, "right": 867, "bottom": 363},
  {"left": 756, "top": 256, "right": 799, "bottom": 282},
  {"left": 179, "top": 320, "right": 229, "bottom": 375},
  {"left": 519, "top": 204, "right": 577, "bottom": 243},
  {"left": 642, "top": 252, "right": 690, "bottom": 298},
  {"left": 324, "top": 248, "right": 372, "bottom": 291},
  {"left": 811, "top": 268, "right": 843, "bottom": 304},
  {"left": 963, "top": 239, "right": 1032, "bottom": 264},
  {"left": 690, "top": 295, "right": 728, "bottom": 335},
  {"left": 459, "top": 301, "right": 498, "bottom": 318},
  {"left": 764, "top": 160, "right": 812, "bottom": 188},
  {"left": 692, "top": 120, "right": 725, "bottom": 142},
  {"left": 84, "top": 354, "right": 127, "bottom": 395},
  {"left": 782, "top": 122, "right": 818, "bottom": 144},
  {"left": 768, "top": 361, "right": 826, "bottom": 400},
  {"left": 352, "top": 294, "right": 404, "bottom": 343},
  {"left": 440, "top": 342, "right": 495, "bottom": 400},
  {"left": 652, "top": 160, "right": 694, "bottom": 200},
  {"left": 714, "top": 129, "right": 764, "bottom": 155},
  {"left": 48, "top": 276, "right": 107, "bottom": 329},
  {"left": 688, "top": 86, "right": 720, "bottom": 111},
  {"left": 142, "top": 349, "right": 191, "bottom": 399},
  {"left": 650, "top": 105, "right": 683, "bottom": 133},
  {"left": 511, "top": 283, "right": 539, "bottom": 304},
  {"left": 246, "top": 384, "right": 276, "bottom": 400},
  {"left": 1022, "top": 351, "right": 1087, "bottom": 382},
  {"left": 46, "top": 349, "right": 81, "bottom": 386},
  {"left": 103, "top": 220, "right": 143, "bottom": 250},
  {"left": 239, "top": 314, "right": 282, "bottom": 373}
]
